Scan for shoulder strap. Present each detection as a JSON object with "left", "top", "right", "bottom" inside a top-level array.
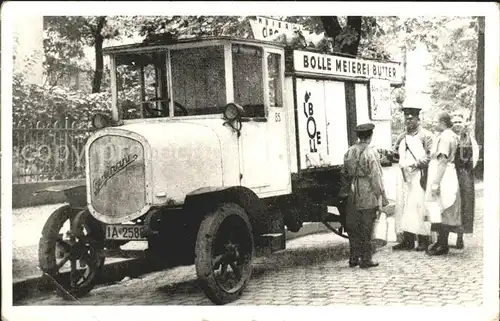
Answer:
[{"left": 404, "top": 136, "right": 420, "bottom": 162}]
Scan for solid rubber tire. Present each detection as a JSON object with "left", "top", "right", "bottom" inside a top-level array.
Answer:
[{"left": 194, "top": 203, "right": 254, "bottom": 305}]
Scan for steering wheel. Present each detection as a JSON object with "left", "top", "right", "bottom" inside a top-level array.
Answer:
[{"left": 142, "top": 99, "right": 189, "bottom": 117}]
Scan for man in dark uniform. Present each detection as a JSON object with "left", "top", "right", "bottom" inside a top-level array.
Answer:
[{"left": 339, "top": 123, "right": 389, "bottom": 268}]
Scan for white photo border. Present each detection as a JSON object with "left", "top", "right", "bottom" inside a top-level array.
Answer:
[{"left": 2, "top": 2, "right": 499, "bottom": 321}]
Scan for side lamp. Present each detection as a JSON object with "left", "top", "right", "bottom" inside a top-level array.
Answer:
[
  {"left": 223, "top": 103, "right": 245, "bottom": 121},
  {"left": 91, "top": 113, "right": 117, "bottom": 130},
  {"left": 222, "top": 103, "right": 245, "bottom": 137}
]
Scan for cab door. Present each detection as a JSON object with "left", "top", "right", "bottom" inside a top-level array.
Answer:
[
  {"left": 230, "top": 44, "right": 289, "bottom": 195},
  {"left": 261, "top": 48, "right": 290, "bottom": 195}
]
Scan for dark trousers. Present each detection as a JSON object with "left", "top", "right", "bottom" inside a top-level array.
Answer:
[{"left": 346, "top": 208, "right": 377, "bottom": 263}]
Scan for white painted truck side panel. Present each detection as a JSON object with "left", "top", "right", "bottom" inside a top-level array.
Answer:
[
  {"left": 324, "top": 80, "right": 349, "bottom": 166},
  {"left": 296, "top": 78, "right": 330, "bottom": 170}
]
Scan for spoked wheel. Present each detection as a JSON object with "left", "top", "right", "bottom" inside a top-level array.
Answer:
[
  {"left": 195, "top": 203, "right": 254, "bottom": 305},
  {"left": 38, "top": 206, "right": 104, "bottom": 299}
]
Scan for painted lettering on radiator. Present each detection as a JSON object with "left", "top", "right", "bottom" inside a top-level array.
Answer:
[
  {"left": 303, "top": 91, "right": 321, "bottom": 153},
  {"left": 93, "top": 153, "right": 138, "bottom": 196}
]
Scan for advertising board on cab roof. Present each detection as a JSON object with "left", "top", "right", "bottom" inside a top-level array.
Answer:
[{"left": 249, "top": 16, "right": 304, "bottom": 41}]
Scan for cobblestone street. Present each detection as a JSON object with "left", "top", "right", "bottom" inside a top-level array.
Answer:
[{"left": 15, "top": 193, "right": 484, "bottom": 307}]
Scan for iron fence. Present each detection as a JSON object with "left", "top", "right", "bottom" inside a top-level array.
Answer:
[{"left": 13, "top": 119, "right": 94, "bottom": 184}]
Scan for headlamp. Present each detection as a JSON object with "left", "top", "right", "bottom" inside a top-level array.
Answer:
[{"left": 91, "top": 113, "right": 113, "bottom": 130}]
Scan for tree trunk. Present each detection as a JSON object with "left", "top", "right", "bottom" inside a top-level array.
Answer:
[
  {"left": 92, "top": 16, "right": 106, "bottom": 93},
  {"left": 474, "top": 16, "right": 484, "bottom": 179},
  {"left": 342, "top": 16, "right": 362, "bottom": 55},
  {"left": 320, "top": 16, "right": 363, "bottom": 56},
  {"left": 320, "top": 16, "right": 342, "bottom": 39}
]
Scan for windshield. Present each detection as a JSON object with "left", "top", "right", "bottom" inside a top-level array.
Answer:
[
  {"left": 114, "top": 45, "right": 226, "bottom": 120},
  {"left": 115, "top": 51, "right": 168, "bottom": 119},
  {"left": 171, "top": 45, "right": 226, "bottom": 116}
]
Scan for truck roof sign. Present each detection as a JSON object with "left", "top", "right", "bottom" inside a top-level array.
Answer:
[
  {"left": 249, "top": 16, "right": 304, "bottom": 41},
  {"left": 294, "top": 50, "right": 404, "bottom": 84}
]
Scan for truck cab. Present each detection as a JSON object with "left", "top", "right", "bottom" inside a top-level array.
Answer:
[{"left": 88, "top": 37, "right": 292, "bottom": 224}]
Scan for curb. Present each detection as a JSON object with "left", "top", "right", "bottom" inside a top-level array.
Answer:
[
  {"left": 13, "top": 258, "right": 147, "bottom": 302},
  {"left": 13, "top": 222, "right": 330, "bottom": 302},
  {"left": 286, "top": 222, "right": 330, "bottom": 241}
]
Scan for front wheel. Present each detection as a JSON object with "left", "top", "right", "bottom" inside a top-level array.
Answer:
[
  {"left": 194, "top": 203, "right": 254, "bottom": 305},
  {"left": 38, "top": 206, "right": 104, "bottom": 299}
]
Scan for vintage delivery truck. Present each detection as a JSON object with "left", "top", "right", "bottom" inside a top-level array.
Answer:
[{"left": 38, "top": 32, "right": 404, "bottom": 304}]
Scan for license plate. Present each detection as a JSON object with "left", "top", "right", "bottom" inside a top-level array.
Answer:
[{"left": 105, "top": 225, "right": 145, "bottom": 240}]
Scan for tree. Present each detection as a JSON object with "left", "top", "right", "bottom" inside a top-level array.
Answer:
[
  {"left": 42, "top": 15, "right": 394, "bottom": 93},
  {"left": 370, "top": 17, "right": 481, "bottom": 135},
  {"left": 44, "top": 16, "right": 133, "bottom": 93},
  {"left": 43, "top": 27, "right": 90, "bottom": 88},
  {"left": 137, "top": 16, "right": 253, "bottom": 41},
  {"left": 135, "top": 16, "right": 393, "bottom": 60},
  {"left": 423, "top": 17, "right": 479, "bottom": 131},
  {"left": 320, "top": 16, "right": 362, "bottom": 55}
]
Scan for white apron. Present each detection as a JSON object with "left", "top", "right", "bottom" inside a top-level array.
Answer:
[
  {"left": 394, "top": 134, "right": 431, "bottom": 235},
  {"left": 424, "top": 136, "right": 461, "bottom": 225}
]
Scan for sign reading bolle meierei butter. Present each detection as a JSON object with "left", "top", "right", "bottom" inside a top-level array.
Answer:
[{"left": 293, "top": 50, "right": 404, "bottom": 84}]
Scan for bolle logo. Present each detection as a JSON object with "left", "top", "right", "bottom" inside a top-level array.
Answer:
[
  {"left": 303, "top": 91, "right": 321, "bottom": 153},
  {"left": 93, "top": 153, "right": 138, "bottom": 196}
]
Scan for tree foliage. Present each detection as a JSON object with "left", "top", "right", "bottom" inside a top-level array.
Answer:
[
  {"left": 137, "top": 16, "right": 253, "bottom": 40},
  {"left": 13, "top": 67, "right": 112, "bottom": 128},
  {"left": 44, "top": 16, "right": 133, "bottom": 93},
  {"left": 136, "top": 16, "right": 393, "bottom": 60},
  {"left": 428, "top": 18, "right": 478, "bottom": 115},
  {"left": 16, "top": 16, "right": 481, "bottom": 139}
]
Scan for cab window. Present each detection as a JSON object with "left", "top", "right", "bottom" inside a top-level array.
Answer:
[
  {"left": 232, "top": 44, "right": 265, "bottom": 117},
  {"left": 170, "top": 45, "right": 226, "bottom": 116},
  {"left": 267, "top": 52, "right": 282, "bottom": 107}
]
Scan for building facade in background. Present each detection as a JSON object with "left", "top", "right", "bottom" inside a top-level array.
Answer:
[{"left": 13, "top": 15, "right": 44, "bottom": 85}]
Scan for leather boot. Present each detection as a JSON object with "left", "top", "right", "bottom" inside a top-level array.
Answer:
[
  {"left": 360, "top": 260, "right": 379, "bottom": 269},
  {"left": 416, "top": 235, "right": 430, "bottom": 251},
  {"left": 392, "top": 232, "right": 415, "bottom": 250},
  {"left": 427, "top": 244, "right": 449, "bottom": 255},
  {"left": 427, "top": 229, "right": 450, "bottom": 256},
  {"left": 349, "top": 257, "right": 359, "bottom": 268}
]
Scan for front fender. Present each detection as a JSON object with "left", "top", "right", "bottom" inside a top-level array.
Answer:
[
  {"left": 184, "top": 186, "right": 272, "bottom": 236},
  {"left": 35, "top": 184, "right": 87, "bottom": 208}
]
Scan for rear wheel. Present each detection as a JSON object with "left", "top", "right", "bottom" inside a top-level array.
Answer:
[{"left": 194, "top": 203, "right": 254, "bottom": 305}]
